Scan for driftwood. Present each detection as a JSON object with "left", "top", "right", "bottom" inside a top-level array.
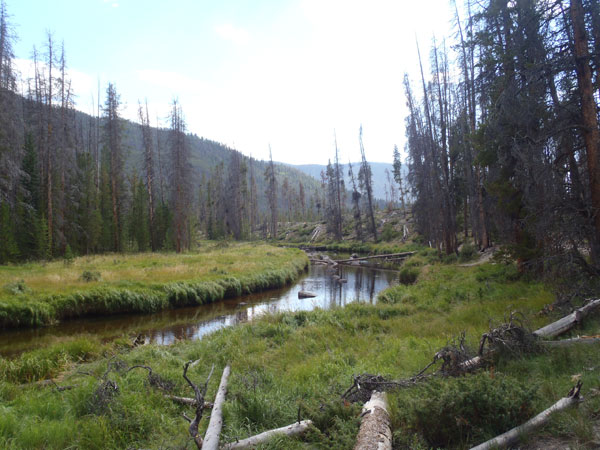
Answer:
[
  {"left": 470, "top": 382, "right": 583, "bottom": 450},
  {"left": 202, "top": 364, "right": 231, "bottom": 450},
  {"left": 354, "top": 391, "right": 392, "bottom": 450},
  {"left": 533, "top": 298, "right": 600, "bottom": 338},
  {"left": 222, "top": 420, "right": 313, "bottom": 449},
  {"left": 335, "top": 252, "right": 416, "bottom": 264}
]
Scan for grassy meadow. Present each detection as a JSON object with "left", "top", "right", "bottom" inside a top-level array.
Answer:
[
  {"left": 1, "top": 251, "right": 598, "bottom": 449},
  {"left": 0, "top": 242, "right": 308, "bottom": 328}
]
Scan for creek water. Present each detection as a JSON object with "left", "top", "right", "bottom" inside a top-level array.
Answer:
[{"left": 0, "top": 263, "right": 398, "bottom": 357}]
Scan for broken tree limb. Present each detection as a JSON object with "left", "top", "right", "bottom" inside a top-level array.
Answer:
[
  {"left": 469, "top": 382, "right": 583, "bottom": 450},
  {"left": 354, "top": 391, "right": 392, "bottom": 450},
  {"left": 533, "top": 298, "right": 600, "bottom": 338},
  {"left": 222, "top": 420, "right": 313, "bottom": 449},
  {"left": 182, "top": 362, "right": 215, "bottom": 449},
  {"left": 335, "top": 252, "right": 416, "bottom": 264},
  {"left": 202, "top": 364, "right": 231, "bottom": 450}
]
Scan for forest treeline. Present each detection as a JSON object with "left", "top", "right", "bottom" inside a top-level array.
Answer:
[
  {"left": 0, "top": 0, "right": 366, "bottom": 262},
  {"left": 3, "top": 0, "right": 600, "bottom": 275},
  {"left": 404, "top": 0, "right": 600, "bottom": 273}
]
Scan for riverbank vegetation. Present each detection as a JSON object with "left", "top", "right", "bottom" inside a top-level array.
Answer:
[
  {"left": 0, "top": 243, "right": 308, "bottom": 329},
  {"left": 1, "top": 255, "right": 598, "bottom": 449}
]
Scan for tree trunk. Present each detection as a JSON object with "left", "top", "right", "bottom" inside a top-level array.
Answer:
[
  {"left": 571, "top": 0, "right": 600, "bottom": 263},
  {"left": 354, "top": 391, "right": 392, "bottom": 450}
]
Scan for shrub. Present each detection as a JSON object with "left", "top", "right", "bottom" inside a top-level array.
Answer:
[
  {"left": 408, "top": 374, "right": 537, "bottom": 448},
  {"left": 3, "top": 279, "right": 30, "bottom": 295},
  {"left": 381, "top": 223, "right": 398, "bottom": 242},
  {"left": 459, "top": 243, "right": 477, "bottom": 262},
  {"left": 80, "top": 270, "right": 101, "bottom": 282},
  {"left": 398, "top": 266, "right": 419, "bottom": 285}
]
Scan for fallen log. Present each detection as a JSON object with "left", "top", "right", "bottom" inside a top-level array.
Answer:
[
  {"left": 470, "top": 382, "right": 583, "bottom": 450},
  {"left": 542, "top": 336, "right": 600, "bottom": 347},
  {"left": 164, "top": 394, "right": 213, "bottom": 408},
  {"left": 461, "top": 300, "right": 600, "bottom": 371},
  {"left": 202, "top": 364, "right": 231, "bottom": 450},
  {"left": 335, "top": 252, "right": 416, "bottom": 264},
  {"left": 354, "top": 391, "right": 392, "bottom": 450},
  {"left": 533, "top": 298, "right": 600, "bottom": 338},
  {"left": 222, "top": 420, "right": 313, "bottom": 449}
]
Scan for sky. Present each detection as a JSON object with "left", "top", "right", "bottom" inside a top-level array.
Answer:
[{"left": 9, "top": 0, "right": 456, "bottom": 165}]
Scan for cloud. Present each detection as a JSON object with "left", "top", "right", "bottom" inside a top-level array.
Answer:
[{"left": 214, "top": 23, "right": 250, "bottom": 46}]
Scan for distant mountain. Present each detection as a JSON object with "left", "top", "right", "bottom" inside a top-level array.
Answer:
[{"left": 288, "top": 162, "right": 407, "bottom": 200}]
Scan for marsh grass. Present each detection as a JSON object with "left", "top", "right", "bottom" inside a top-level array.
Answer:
[
  {"left": 1, "top": 257, "right": 599, "bottom": 449},
  {"left": 0, "top": 243, "right": 308, "bottom": 328}
]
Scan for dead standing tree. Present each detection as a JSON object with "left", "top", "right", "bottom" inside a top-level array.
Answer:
[
  {"left": 265, "top": 146, "right": 278, "bottom": 239},
  {"left": 358, "top": 126, "right": 378, "bottom": 242},
  {"left": 169, "top": 99, "right": 191, "bottom": 253},
  {"left": 138, "top": 100, "right": 156, "bottom": 251}
]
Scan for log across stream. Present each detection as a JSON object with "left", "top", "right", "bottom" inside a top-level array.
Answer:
[{"left": 0, "top": 262, "right": 398, "bottom": 357}]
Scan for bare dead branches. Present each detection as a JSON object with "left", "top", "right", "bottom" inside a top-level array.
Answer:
[
  {"left": 127, "top": 364, "right": 174, "bottom": 392},
  {"left": 478, "top": 311, "right": 539, "bottom": 357},
  {"left": 181, "top": 361, "right": 215, "bottom": 449}
]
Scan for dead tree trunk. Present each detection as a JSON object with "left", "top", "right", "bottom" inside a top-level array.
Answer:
[
  {"left": 223, "top": 420, "right": 313, "bottom": 449},
  {"left": 202, "top": 364, "right": 231, "bottom": 450},
  {"left": 353, "top": 391, "right": 392, "bottom": 450},
  {"left": 533, "top": 298, "right": 600, "bottom": 338},
  {"left": 470, "top": 382, "right": 583, "bottom": 450}
]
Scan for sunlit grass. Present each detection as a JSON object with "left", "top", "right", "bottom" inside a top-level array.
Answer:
[{"left": 0, "top": 242, "right": 308, "bottom": 328}]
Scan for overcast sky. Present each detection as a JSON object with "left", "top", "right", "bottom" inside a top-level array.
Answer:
[{"left": 10, "top": 0, "right": 455, "bottom": 165}]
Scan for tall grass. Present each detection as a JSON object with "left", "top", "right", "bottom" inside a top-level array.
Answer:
[
  {"left": 0, "top": 244, "right": 308, "bottom": 329},
  {"left": 1, "top": 256, "right": 598, "bottom": 449}
]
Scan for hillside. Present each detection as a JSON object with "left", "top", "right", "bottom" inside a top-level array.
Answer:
[
  {"left": 290, "top": 162, "right": 407, "bottom": 200},
  {"left": 72, "top": 108, "right": 323, "bottom": 214}
]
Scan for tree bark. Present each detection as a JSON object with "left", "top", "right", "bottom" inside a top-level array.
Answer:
[
  {"left": 222, "top": 420, "right": 313, "bottom": 449},
  {"left": 202, "top": 364, "right": 231, "bottom": 450},
  {"left": 354, "top": 391, "right": 392, "bottom": 450}
]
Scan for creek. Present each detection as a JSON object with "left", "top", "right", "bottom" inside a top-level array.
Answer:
[{"left": 0, "top": 262, "right": 398, "bottom": 357}]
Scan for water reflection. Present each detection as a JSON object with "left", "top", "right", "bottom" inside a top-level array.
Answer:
[{"left": 0, "top": 264, "right": 397, "bottom": 356}]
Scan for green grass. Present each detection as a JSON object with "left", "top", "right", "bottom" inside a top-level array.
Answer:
[
  {"left": 0, "top": 242, "right": 308, "bottom": 328},
  {"left": 1, "top": 256, "right": 599, "bottom": 449}
]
